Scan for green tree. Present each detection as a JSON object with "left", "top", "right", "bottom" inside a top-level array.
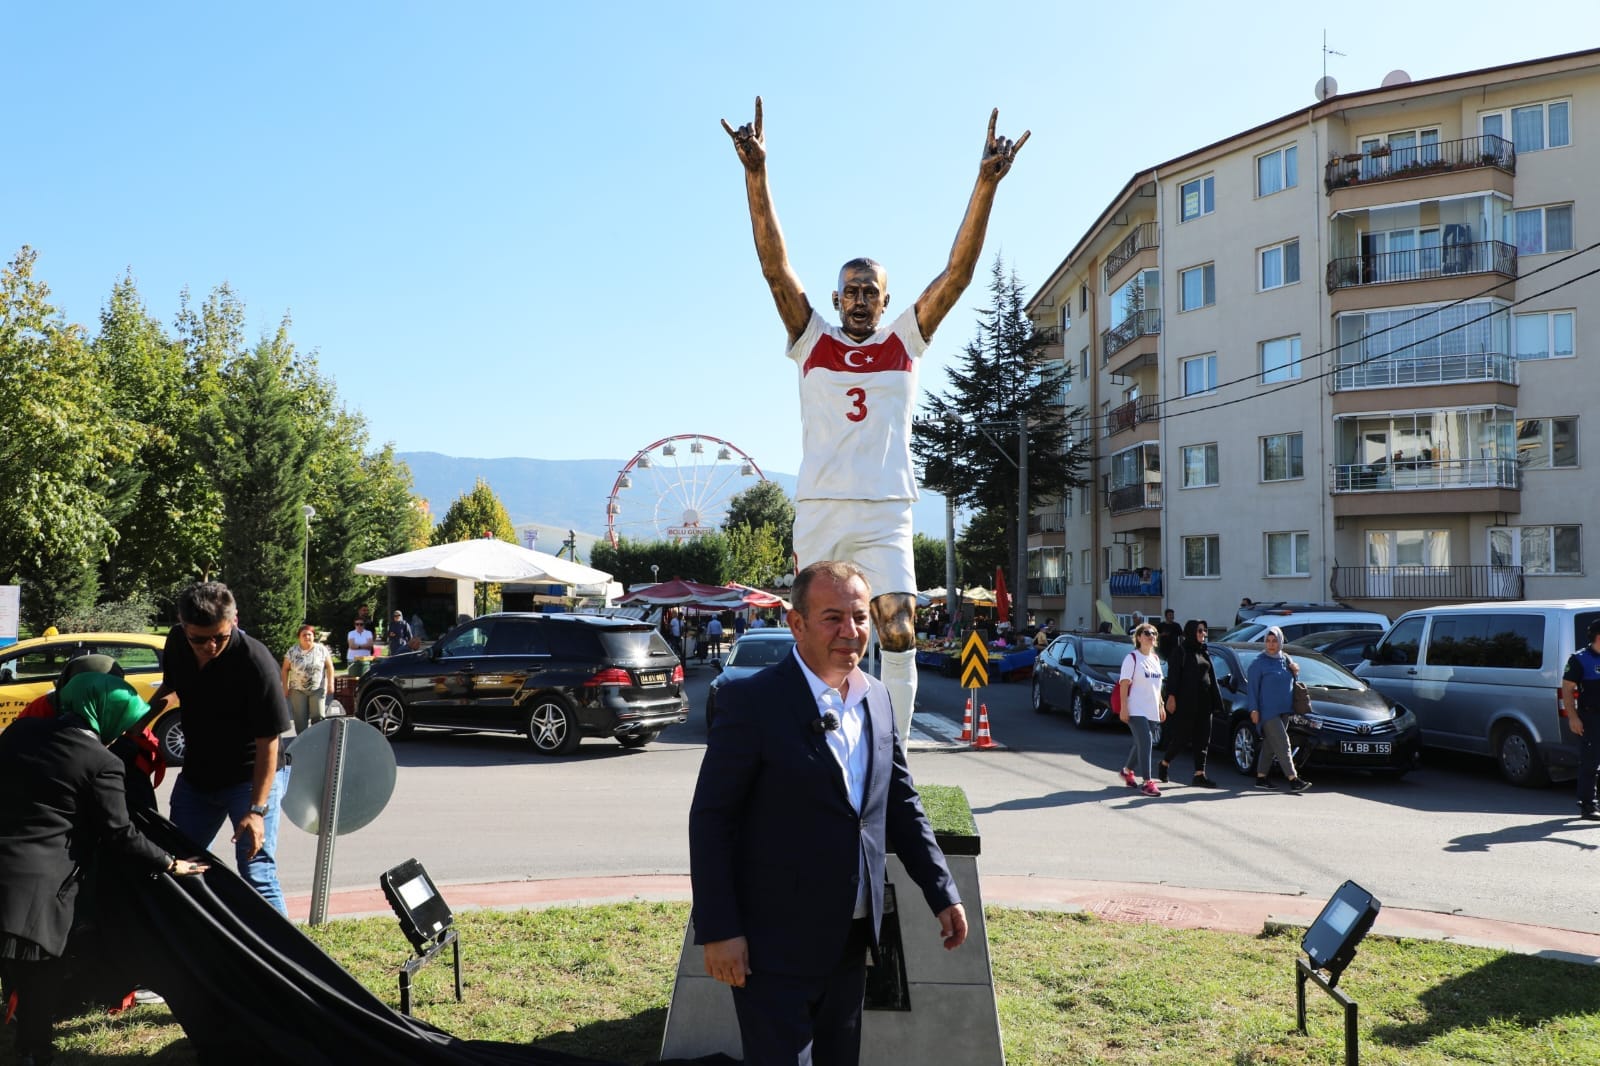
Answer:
[
  {"left": 722, "top": 522, "right": 788, "bottom": 588},
  {"left": 0, "top": 247, "right": 139, "bottom": 627},
  {"left": 912, "top": 532, "right": 948, "bottom": 591},
  {"left": 722, "top": 480, "right": 795, "bottom": 557},
  {"left": 433, "top": 479, "right": 517, "bottom": 546},
  {"left": 955, "top": 507, "right": 1010, "bottom": 589},
  {"left": 203, "top": 321, "right": 319, "bottom": 652},
  {"left": 912, "top": 256, "right": 1089, "bottom": 622},
  {"left": 591, "top": 535, "right": 730, "bottom": 589}
]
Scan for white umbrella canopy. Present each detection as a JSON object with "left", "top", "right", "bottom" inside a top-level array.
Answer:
[{"left": 354, "top": 538, "right": 612, "bottom": 585}]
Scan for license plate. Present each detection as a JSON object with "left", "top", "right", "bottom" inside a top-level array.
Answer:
[
  {"left": 1340, "top": 741, "right": 1392, "bottom": 755},
  {"left": 638, "top": 672, "right": 667, "bottom": 686}
]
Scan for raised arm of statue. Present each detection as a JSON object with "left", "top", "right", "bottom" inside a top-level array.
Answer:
[
  {"left": 722, "top": 96, "right": 812, "bottom": 345},
  {"left": 914, "top": 109, "right": 1030, "bottom": 342}
]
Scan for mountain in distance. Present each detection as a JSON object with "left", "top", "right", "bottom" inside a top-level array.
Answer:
[{"left": 398, "top": 452, "right": 955, "bottom": 553}]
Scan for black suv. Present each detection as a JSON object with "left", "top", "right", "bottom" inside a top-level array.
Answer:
[{"left": 354, "top": 613, "right": 686, "bottom": 755}]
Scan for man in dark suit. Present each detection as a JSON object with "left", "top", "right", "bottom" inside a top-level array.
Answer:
[{"left": 689, "top": 560, "right": 967, "bottom": 1066}]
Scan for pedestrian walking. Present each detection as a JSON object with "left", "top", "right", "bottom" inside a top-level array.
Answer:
[
  {"left": 281, "top": 623, "right": 335, "bottom": 735},
  {"left": 1248, "top": 627, "right": 1311, "bottom": 792},
  {"left": 1562, "top": 618, "right": 1600, "bottom": 821},
  {"left": 1118, "top": 623, "right": 1167, "bottom": 796},
  {"left": 1158, "top": 619, "right": 1223, "bottom": 787}
]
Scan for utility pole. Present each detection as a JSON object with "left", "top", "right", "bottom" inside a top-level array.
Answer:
[{"left": 1016, "top": 416, "right": 1028, "bottom": 631}]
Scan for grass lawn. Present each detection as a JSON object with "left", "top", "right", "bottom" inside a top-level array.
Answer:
[{"left": 39, "top": 903, "right": 1600, "bottom": 1064}]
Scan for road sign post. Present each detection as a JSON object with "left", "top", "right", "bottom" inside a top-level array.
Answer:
[{"left": 960, "top": 631, "right": 989, "bottom": 690}]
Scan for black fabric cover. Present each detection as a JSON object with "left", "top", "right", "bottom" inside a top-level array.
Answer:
[{"left": 96, "top": 810, "right": 733, "bottom": 1066}]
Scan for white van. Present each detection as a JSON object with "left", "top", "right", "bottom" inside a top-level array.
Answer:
[{"left": 1356, "top": 600, "right": 1600, "bottom": 787}]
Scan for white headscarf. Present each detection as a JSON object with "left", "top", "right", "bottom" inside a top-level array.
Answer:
[{"left": 1263, "top": 625, "right": 1286, "bottom": 657}]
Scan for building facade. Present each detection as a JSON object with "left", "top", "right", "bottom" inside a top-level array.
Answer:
[{"left": 1024, "top": 48, "right": 1600, "bottom": 631}]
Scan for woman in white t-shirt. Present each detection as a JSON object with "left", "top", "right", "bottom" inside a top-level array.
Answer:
[{"left": 1118, "top": 623, "right": 1169, "bottom": 796}]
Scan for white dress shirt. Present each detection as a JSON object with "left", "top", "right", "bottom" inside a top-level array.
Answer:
[{"left": 792, "top": 648, "right": 872, "bottom": 918}]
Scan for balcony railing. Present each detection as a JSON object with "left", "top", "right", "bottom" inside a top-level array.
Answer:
[
  {"left": 1331, "top": 564, "right": 1523, "bottom": 601},
  {"left": 1027, "top": 575, "right": 1069, "bottom": 596},
  {"left": 1101, "top": 308, "right": 1162, "bottom": 363},
  {"left": 1109, "top": 569, "right": 1163, "bottom": 597},
  {"left": 1108, "top": 482, "right": 1162, "bottom": 515},
  {"left": 1333, "top": 351, "right": 1517, "bottom": 391},
  {"left": 1034, "top": 325, "right": 1062, "bottom": 347},
  {"left": 1107, "top": 395, "right": 1160, "bottom": 437},
  {"left": 1326, "top": 240, "right": 1516, "bottom": 292},
  {"left": 1330, "top": 457, "right": 1518, "bottom": 493},
  {"left": 1028, "top": 509, "right": 1068, "bottom": 534},
  {"left": 1104, "top": 222, "right": 1160, "bottom": 283},
  {"left": 1324, "top": 134, "right": 1515, "bottom": 193}
]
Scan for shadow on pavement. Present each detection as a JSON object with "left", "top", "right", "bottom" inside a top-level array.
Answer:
[
  {"left": 1443, "top": 816, "right": 1600, "bottom": 853},
  {"left": 1370, "top": 952, "right": 1600, "bottom": 1049},
  {"left": 387, "top": 729, "right": 704, "bottom": 769}
]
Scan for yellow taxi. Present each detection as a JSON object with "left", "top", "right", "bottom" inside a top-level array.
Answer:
[{"left": 0, "top": 632, "right": 176, "bottom": 759}]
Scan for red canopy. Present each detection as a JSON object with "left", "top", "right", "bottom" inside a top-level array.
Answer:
[
  {"left": 994, "top": 567, "right": 1011, "bottom": 624},
  {"left": 617, "top": 579, "right": 746, "bottom": 607},
  {"left": 728, "top": 582, "right": 785, "bottom": 609}
]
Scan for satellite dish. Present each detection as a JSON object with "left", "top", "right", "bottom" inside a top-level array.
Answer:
[
  {"left": 1381, "top": 69, "right": 1412, "bottom": 87},
  {"left": 1314, "top": 76, "right": 1339, "bottom": 101}
]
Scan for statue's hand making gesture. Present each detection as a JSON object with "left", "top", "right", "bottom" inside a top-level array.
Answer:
[
  {"left": 978, "top": 108, "right": 1030, "bottom": 184},
  {"left": 721, "top": 96, "right": 767, "bottom": 172}
]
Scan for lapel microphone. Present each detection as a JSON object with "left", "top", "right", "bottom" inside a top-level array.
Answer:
[{"left": 812, "top": 711, "right": 840, "bottom": 734}]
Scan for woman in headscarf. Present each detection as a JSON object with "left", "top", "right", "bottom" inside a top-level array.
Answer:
[
  {"left": 1246, "top": 626, "right": 1312, "bottom": 793},
  {"left": 0, "top": 673, "right": 206, "bottom": 1063},
  {"left": 1158, "top": 619, "right": 1224, "bottom": 788}
]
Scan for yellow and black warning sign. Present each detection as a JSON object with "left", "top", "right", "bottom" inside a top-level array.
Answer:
[{"left": 960, "top": 631, "right": 989, "bottom": 689}]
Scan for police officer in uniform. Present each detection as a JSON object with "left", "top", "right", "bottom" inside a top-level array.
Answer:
[{"left": 1561, "top": 618, "right": 1600, "bottom": 821}]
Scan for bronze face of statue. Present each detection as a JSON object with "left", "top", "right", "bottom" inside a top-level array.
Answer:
[{"left": 832, "top": 260, "right": 889, "bottom": 342}]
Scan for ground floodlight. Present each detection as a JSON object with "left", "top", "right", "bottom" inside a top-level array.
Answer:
[
  {"left": 1303, "top": 880, "right": 1381, "bottom": 987},
  {"left": 380, "top": 858, "right": 463, "bottom": 1014}
]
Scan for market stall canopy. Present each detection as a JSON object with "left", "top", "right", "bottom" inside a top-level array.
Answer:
[
  {"left": 921, "top": 587, "right": 947, "bottom": 600},
  {"left": 962, "top": 586, "right": 996, "bottom": 605},
  {"left": 727, "top": 583, "right": 785, "bottom": 609},
  {"left": 353, "top": 538, "right": 612, "bottom": 585},
  {"left": 617, "top": 578, "right": 747, "bottom": 607}
]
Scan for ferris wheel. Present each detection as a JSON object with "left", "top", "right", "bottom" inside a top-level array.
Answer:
[{"left": 605, "top": 434, "right": 768, "bottom": 547}]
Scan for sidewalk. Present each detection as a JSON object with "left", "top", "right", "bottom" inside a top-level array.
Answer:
[{"left": 286, "top": 873, "right": 1600, "bottom": 966}]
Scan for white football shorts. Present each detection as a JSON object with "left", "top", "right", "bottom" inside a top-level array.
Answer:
[{"left": 792, "top": 498, "right": 916, "bottom": 600}]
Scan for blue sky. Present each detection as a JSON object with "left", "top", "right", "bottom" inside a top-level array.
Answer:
[{"left": 6, "top": 1, "right": 1592, "bottom": 479}]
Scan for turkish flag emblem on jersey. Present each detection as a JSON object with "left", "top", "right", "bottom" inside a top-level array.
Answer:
[{"left": 802, "top": 333, "right": 913, "bottom": 376}]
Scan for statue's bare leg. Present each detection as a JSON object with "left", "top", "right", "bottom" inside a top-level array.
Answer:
[{"left": 872, "top": 592, "right": 918, "bottom": 745}]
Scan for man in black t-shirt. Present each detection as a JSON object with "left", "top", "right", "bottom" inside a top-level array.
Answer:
[{"left": 147, "top": 582, "right": 292, "bottom": 913}]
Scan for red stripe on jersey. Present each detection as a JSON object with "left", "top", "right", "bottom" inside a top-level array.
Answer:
[{"left": 802, "top": 333, "right": 912, "bottom": 376}]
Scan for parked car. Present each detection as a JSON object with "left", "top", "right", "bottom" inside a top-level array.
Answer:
[
  {"left": 705, "top": 629, "right": 798, "bottom": 728},
  {"left": 1032, "top": 633, "right": 1130, "bottom": 729},
  {"left": 354, "top": 613, "right": 686, "bottom": 755},
  {"left": 1206, "top": 642, "right": 1422, "bottom": 778},
  {"left": 1219, "top": 610, "right": 1390, "bottom": 645},
  {"left": 1356, "top": 600, "right": 1600, "bottom": 787},
  {"left": 1285, "top": 629, "right": 1382, "bottom": 670},
  {"left": 0, "top": 631, "right": 185, "bottom": 765},
  {"left": 1234, "top": 600, "right": 1364, "bottom": 625}
]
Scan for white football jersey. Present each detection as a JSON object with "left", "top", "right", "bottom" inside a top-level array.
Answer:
[{"left": 786, "top": 305, "right": 926, "bottom": 501}]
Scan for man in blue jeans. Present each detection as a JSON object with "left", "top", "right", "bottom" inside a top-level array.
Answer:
[{"left": 147, "top": 582, "right": 292, "bottom": 913}]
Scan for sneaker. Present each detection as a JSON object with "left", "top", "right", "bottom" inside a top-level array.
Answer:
[
  {"left": 1120, "top": 768, "right": 1138, "bottom": 788},
  {"left": 1582, "top": 808, "right": 1600, "bottom": 822},
  {"left": 1254, "top": 778, "right": 1277, "bottom": 790},
  {"left": 1141, "top": 780, "right": 1161, "bottom": 797},
  {"left": 1192, "top": 774, "right": 1220, "bottom": 789},
  {"left": 133, "top": 988, "right": 165, "bottom": 1005},
  {"left": 1289, "top": 779, "right": 1313, "bottom": 793},
  {"left": 1157, "top": 761, "right": 1170, "bottom": 783}
]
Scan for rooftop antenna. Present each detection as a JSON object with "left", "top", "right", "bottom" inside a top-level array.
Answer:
[
  {"left": 1323, "top": 30, "right": 1346, "bottom": 84},
  {"left": 1317, "top": 30, "right": 1346, "bottom": 102}
]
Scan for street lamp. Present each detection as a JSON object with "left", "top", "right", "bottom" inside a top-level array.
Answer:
[
  {"left": 301, "top": 504, "right": 317, "bottom": 621},
  {"left": 651, "top": 563, "right": 659, "bottom": 586}
]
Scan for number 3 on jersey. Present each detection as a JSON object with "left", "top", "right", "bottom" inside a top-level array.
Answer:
[{"left": 845, "top": 387, "right": 868, "bottom": 423}]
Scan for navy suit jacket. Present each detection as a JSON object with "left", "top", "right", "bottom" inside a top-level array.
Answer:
[{"left": 688, "top": 653, "right": 959, "bottom": 977}]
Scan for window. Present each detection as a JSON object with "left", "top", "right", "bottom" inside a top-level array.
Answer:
[
  {"left": 1481, "top": 100, "right": 1571, "bottom": 153},
  {"left": 1490, "top": 525, "right": 1582, "bottom": 575},
  {"left": 1179, "top": 263, "right": 1215, "bottom": 311},
  {"left": 1079, "top": 346, "right": 1090, "bottom": 380},
  {"left": 1377, "top": 616, "right": 1425, "bottom": 665},
  {"left": 1426, "top": 613, "right": 1544, "bottom": 669},
  {"left": 1259, "top": 239, "right": 1300, "bottom": 290},
  {"left": 1110, "top": 269, "right": 1159, "bottom": 325},
  {"left": 1258, "top": 336, "right": 1301, "bottom": 384},
  {"left": 1058, "top": 304, "right": 1071, "bottom": 332},
  {"left": 1183, "top": 535, "right": 1221, "bottom": 578},
  {"left": 1516, "top": 417, "right": 1579, "bottom": 469},
  {"left": 1367, "top": 530, "right": 1450, "bottom": 567},
  {"left": 1081, "top": 548, "right": 1092, "bottom": 584},
  {"left": 1514, "top": 310, "right": 1575, "bottom": 360},
  {"left": 1256, "top": 145, "right": 1298, "bottom": 196},
  {"left": 1515, "top": 204, "right": 1574, "bottom": 256},
  {"left": 1182, "top": 443, "right": 1219, "bottom": 488},
  {"left": 1180, "top": 175, "right": 1215, "bottom": 222},
  {"left": 1181, "top": 354, "right": 1217, "bottom": 396},
  {"left": 1261, "top": 432, "right": 1304, "bottom": 481},
  {"left": 1265, "top": 532, "right": 1311, "bottom": 577},
  {"left": 1062, "top": 551, "right": 1073, "bottom": 586},
  {"left": 1079, "top": 484, "right": 1093, "bottom": 515},
  {"left": 1080, "top": 284, "right": 1089, "bottom": 313}
]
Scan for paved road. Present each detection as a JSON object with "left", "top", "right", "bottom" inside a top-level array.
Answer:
[{"left": 184, "top": 662, "right": 1600, "bottom": 934}]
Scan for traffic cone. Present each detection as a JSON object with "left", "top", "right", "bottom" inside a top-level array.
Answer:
[
  {"left": 974, "top": 703, "right": 996, "bottom": 750},
  {"left": 959, "top": 695, "right": 974, "bottom": 742}
]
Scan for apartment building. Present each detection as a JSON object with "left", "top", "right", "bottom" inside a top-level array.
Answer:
[{"left": 1024, "top": 48, "right": 1600, "bottom": 631}]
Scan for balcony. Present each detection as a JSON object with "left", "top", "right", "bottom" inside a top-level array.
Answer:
[
  {"left": 1324, "top": 134, "right": 1515, "bottom": 194},
  {"left": 1330, "top": 564, "right": 1523, "bottom": 602},
  {"left": 1027, "top": 575, "right": 1069, "bottom": 597},
  {"left": 1108, "top": 482, "right": 1162, "bottom": 516},
  {"left": 1104, "top": 222, "right": 1159, "bottom": 284},
  {"left": 1101, "top": 308, "right": 1161, "bottom": 364},
  {"left": 1326, "top": 241, "right": 1517, "bottom": 293},
  {"left": 1331, "top": 457, "right": 1518, "bottom": 494},
  {"left": 1107, "top": 395, "right": 1160, "bottom": 439},
  {"left": 1333, "top": 351, "right": 1516, "bottom": 391},
  {"left": 1034, "top": 325, "right": 1062, "bottom": 347},
  {"left": 1109, "top": 568, "right": 1163, "bottom": 597},
  {"left": 1028, "top": 508, "right": 1068, "bottom": 534}
]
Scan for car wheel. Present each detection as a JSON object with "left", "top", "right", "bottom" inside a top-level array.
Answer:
[
  {"left": 1071, "top": 690, "right": 1094, "bottom": 730},
  {"left": 618, "top": 730, "right": 660, "bottom": 749},
  {"left": 1032, "top": 677, "right": 1051, "bottom": 714},
  {"left": 360, "top": 687, "right": 413, "bottom": 740},
  {"left": 1495, "top": 724, "right": 1549, "bottom": 788},
  {"left": 154, "top": 713, "right": 186, "bottom": 767},
  {"left": 1231, "top": 719, "right": 1260, "bottom": 777},
  {"left": 527, "top": 695, "right": 582, "bottom": 756}
]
